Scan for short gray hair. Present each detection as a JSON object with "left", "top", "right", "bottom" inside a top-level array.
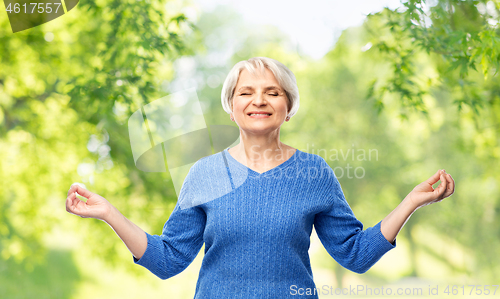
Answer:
[{"left": 221, "top": 57, "right": 300, "bottom": 118}]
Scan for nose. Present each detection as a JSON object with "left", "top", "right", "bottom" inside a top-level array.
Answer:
[{"left": 253, "top": 92, "right": 267, "bottom": 107}]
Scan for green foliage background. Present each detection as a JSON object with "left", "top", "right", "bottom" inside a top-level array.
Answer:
[{"left": 0, "top": 0, "right": 499, "bottom": 298}]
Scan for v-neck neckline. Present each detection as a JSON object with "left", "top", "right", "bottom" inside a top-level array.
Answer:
[{"left": 223, "top": 146, "right": 300, "bottom": 177}]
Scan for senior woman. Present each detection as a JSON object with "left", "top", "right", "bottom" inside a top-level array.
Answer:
[{"left": 66, "top": 57, "right": 455, "bottom": 298}]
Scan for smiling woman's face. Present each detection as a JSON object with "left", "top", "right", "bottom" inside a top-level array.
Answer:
[{"left": 231, "top": 67, "right": 290, "bottom": 136}]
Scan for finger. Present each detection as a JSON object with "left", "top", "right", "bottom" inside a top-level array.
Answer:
[
  {"left": 66, "top": 193, "right": 89, "bottom": 217},
  {"left": 443, "top": 173, "right": 455, "bottom": 197},
  {"left": 440, "top": 173, "right": 452, "bottom": 198},
  {"left": 426, "top": 169, "right": 444, "bottom": 186},
  {"left": 66, "top": 195, "right": 79, "bottom": 214},
  {"left": 70, "top": 184, "right": 93, "bottom": 199},
  {"left": 65, "top": 196, "right": 72, "bottom": 213},
  {"left": 68, "top": 184, "right": 77, "bottom": 197},
  {"left": 67, "top": 183, "right": 86, "bottom": 197},
  {"left": 435, "top": 174, "right": 447, "bottom": 197},
  {"left": 66, "top": 192, "right": 81, "bottom": 212},
  {"left": 67, "top": 185, "right": 74, "bottom": 198}
]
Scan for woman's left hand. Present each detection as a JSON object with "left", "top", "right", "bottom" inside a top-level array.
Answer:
[{"left": 406, "top": 169, "right": 455, "bottom": 209}]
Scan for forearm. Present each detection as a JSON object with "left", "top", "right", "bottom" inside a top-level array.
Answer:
[
  {"left": 380, "top": 196, "right": 418, "bottom": 244},
  {"left": 104, "top": 206, "right": 148, "bottom": 260}
]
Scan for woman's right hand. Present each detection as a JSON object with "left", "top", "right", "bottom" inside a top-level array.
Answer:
[{"left": 66, "top": 184, "right": 113, "bottom": 221}]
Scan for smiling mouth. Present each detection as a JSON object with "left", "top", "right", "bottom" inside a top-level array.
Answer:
[{"left": 248, "top": 113, "right": 272, "bottom": 116}]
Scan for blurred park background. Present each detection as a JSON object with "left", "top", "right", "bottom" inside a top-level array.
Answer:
[{"left": 1, "top": 0, "right": 499, "bottom": 298}]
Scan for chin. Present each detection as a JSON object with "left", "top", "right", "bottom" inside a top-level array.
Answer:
[{"left": 242, "top": 126, "right": 280, "bottom": 135}]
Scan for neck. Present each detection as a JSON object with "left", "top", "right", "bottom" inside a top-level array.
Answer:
[{"left": 232, "top": 129, "right": 291, "bottom": 167}]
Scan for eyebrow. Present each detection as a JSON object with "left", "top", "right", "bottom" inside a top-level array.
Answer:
[{"left": 237, "top": 85, "right": 283, "bottom": 92}]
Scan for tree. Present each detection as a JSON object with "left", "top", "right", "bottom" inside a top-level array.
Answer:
[
  {"left": 365, "top": 0, "right": 500, "bottom": 121},
  {"left": 0, "top": 0, "right": 195, "bottom": 275}
]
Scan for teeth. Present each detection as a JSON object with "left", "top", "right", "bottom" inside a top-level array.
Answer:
[{"left": 249, "top": 114, "right": 271, "bottom": 116}]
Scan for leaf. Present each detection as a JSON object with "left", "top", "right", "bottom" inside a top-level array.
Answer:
[
  {"left": 366, "top": 79, "right": 378, "bottom": 100},
  {"left": 481, "top": 54, "right": 488, "bottom": 80}
]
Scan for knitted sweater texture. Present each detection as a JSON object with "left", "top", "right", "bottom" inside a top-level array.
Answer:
[{"left": 133, "top": 147, "right": 396, "bottom": 298}]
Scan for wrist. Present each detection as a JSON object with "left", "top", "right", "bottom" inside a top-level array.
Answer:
[
  {"left": 402, "top": 195, "right": 419, "bottom": 213},
  {"left": 103, "top": 204, "right": 120, "bottom": 225}
]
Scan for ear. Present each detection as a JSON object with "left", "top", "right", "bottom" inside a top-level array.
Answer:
[{"left": 285, "top": 94, "right": 291, "bottom": 113}]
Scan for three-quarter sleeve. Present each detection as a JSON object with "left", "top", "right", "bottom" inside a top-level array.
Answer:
[
  {"left": 314, "top": 161, "right": 396, "bottom": 274},
  {"left": 132, "top": 165, "right": 206, "bottom": 279}
]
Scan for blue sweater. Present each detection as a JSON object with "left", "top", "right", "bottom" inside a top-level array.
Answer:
[{"left": 133, "top": 147, "right": 396, "bottom": 298}]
